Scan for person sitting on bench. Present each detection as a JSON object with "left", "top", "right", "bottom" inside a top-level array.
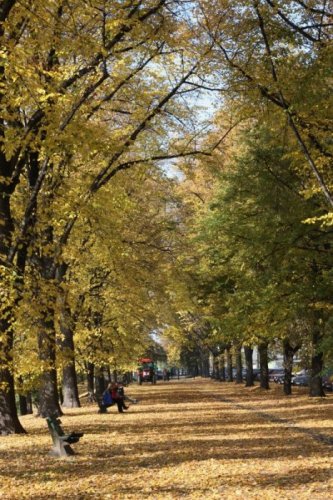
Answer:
[
  {"left": 110, "top": 383, "right": 129, "bottom": 413},
  {"left": 99, "top": 383, "right": 137, "bottom": 413},
  {"left": 117, "top": 383, "right": 138, "bottom": 404},
  {"left": 98, "top": 383, "right": 115, "bottom": 413}
]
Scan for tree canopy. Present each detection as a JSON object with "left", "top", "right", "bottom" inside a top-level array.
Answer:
[{"left": 0, "top": 0, "right": 332, "bottom": 434}]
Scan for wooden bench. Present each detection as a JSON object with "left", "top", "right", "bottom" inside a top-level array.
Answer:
[{"left": 46, "top": 416, "right": 83, "bottom": 457}]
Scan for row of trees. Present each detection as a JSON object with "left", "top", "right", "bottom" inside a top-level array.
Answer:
[
  {"left": 0, "top": 0, "right": 332, "bottom": 434},
  {"left": 0, "top": 0, "right": 216, "bottom": 434},
  {"left": 160, "top": 0, "right": 333, "bottom": 396}
]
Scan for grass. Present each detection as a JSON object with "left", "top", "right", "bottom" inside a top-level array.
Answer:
[{"left": 0, "top": 378, "right": 332, "bottom": 499}]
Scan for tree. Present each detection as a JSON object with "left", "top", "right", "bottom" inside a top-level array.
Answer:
[{"left": 198, "top": 0, "right": 333, "bottom": 208}]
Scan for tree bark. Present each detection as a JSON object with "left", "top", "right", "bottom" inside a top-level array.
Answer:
[
  {"left": 259, "top": 342, "right": 269, "bottom": 389},
  {"left": 0, "top": 151, "right": 26, "bottom": 433},
  {"left": 0, "top": 367, "right": 26, "bottom": 434},
  {"left": 235, "top": 344, "right": 243, "bottom": 383},
  {"left": 283, "top": 339, "right": 300, "bottom": 396},
  {"left": 18, "top": 394, "right": 31, "bottom": 416},
  {"left": 309, "top": 331, "right": 325, "bottom": 397},
  {"left": 244, "top": 346, "right": 254, "bottom": 387},
  {"left": 58, "top": 289, "right": 80, "bottom": 408},
  {"left": 199, "top": 352, "right": 210, "bottom": 377},
  {"left": 37, "top": 305, "right": 62, "bottom": 418},
  {"left": 226, "top": 346, "right": 233, "bottom": 381},
  {"left": 219, "top": 354, "right": 226, "bottom": 381},
  {"left": 62, "top": 363, "right": 80, "bottom": 407},
  {"left": 95, "top": 367, "right": 107, "bottom": 400},
  {"left": 213, "top": 354, "right": 220, "bottom": 379},
  {"left": 86, "top": 362, "right": 95, "bottom": 401}
]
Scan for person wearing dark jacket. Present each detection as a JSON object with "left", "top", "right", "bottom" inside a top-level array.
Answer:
[{"left": 110, "top": 383, "right": 129, "bottom": 413}]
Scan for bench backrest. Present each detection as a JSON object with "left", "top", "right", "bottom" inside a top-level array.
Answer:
[{"left": 46, "top": 417, "right": 65, "bottom": 437}]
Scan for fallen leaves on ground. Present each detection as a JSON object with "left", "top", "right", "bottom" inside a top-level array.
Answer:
[{"left": 0, "top": 379, "right": 332, "bottom": 499}]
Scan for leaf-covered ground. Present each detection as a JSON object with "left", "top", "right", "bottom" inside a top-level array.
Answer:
[{"left": 1, "top": 378, "right": 333, "bottom": 499}]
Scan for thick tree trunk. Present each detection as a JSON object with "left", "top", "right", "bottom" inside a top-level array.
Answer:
[
  {"left": 0, "top": 309, "right": 25, "bottom": 433},
  {"left": 62, "top": 364, "right": 80, "bottom": 407},
  {"left": 213, "top": 354, "right": 220, "bottom": 379},
  {"left": 95, "top": 367, "right": 106, "bottom": 400},
  {"left": 283, "top": 343, "right": 293, "bottom": 396},
  {"left": 244, "top": 346, "right": 254, "bottom": 387},
  {"left": 58, "top": 291, "right": 80, "bottom": 408},
  {"left": 37, "top": 307, "right": 62, "bottom": 418},
  {"left": 0, "top": 154, "right": 26, "bottom": 433},
  {"left": 38, "top": 368, "right": 62, "bottom": 418},
  {"left": 219, "top": 354, "right": 226, "bottom": 381},
  {"left": 18, "top": 391, "right": 33, "bottom": 415},
  {"left": 283, "top": 339, "right": 300, "bottom": 396},
  {"left": 0, "top": 387, "right": 16, "bottom": 435},
  {"left": 226, "top": 346, "right": 233, "bottom": 381},
  {"left": 19, "top": 394, "right": 28, "bottom": 416},
  {"left": 203, "top": 356, "right": 210, "bottom": 377},
  {"left": 26, "top": 393, "right": 33, "bottom": 414},
  {"left": 0, "top": 15, "right": 44, "bottom": 433},
  {"left": 309, "top": 331, "right": 325, "bottom": 397},
  {"left": 235, "top": 344, "right": 243, "bottom": 384},
  {"left": 0, "top": 368, "right": 26, "bottom": 434},
  {"left": 259, "top": 342, "right": 269, "bottom": 390}
]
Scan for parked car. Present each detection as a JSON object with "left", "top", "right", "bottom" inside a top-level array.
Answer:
[
  {"left": 322, "top": 370, "right": 333, "bottom": 391},
  {"left": 269, "top": 369, "right": 285, "bottom": 382},
  {"left": 275, "top": 373, "right": 286, "bottom": 384},
  {"left": 240, "top": 368, "right": 260, "bottom": 381},
  {"left": 292, "top": 370, "right": 310, "bottom": 386}
]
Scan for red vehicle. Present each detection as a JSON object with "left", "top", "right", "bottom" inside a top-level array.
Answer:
[{"left": 137, "top": 358, "right": 157, "bottom": 385}]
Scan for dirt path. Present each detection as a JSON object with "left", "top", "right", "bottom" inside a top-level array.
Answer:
[{"left": 0, "top": 378, "right": 332, "bottom": 499}]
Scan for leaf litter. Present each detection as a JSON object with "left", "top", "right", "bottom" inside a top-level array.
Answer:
[{"left": 0, "top": 378, "right": 332, "bottom": 499}]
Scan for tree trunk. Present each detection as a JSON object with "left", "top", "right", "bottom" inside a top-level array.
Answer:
[
  {"left": 226, "top": 346, "right": 233, "bottom": 381},
  {"left": 203, "top": 356, "right": 210, "bottom": 377},
  {"left": 17, "top": 388, "right": 33, "bottom": 415},
  {"left": 0, "top": 188, "right": 26, "bottom": 434},
  {"left": 86, "top": 362, "right": 95, "bottom": 401},
  {"left": 19, "top": 395, "right": 29, "bottom": 416},
  {"left": 219, "top": 354, "right": 226, "bottom": 381},
  {"left": 37, "top": 307, "right": 62, "bottom": 418},
  {"left": 62, "top": 364, "right": 80, "bottom": 407},
  {"left": 235, "top": 344, "right": 243, "bottom": 384},
  {"left": 95, "top": 367, "right": 106, "bottom": 400},
  {"left": 0, "top": 369, "right": 26, "bottom": 434},
  {"left": 283, "top": 339, "right": 300, "bottom": 396},
  {"left": 259, "top": 342, "right": 269, "bottom": 390},
  {"left": 0, "top": 317, "right": 26, "bottom": 433},
  {"left": 309, "top": 331, "right": 325, "bottom": 397},
  {"left": 244, "top": 346, "right": 254, "bottom": 387},
  {"left": 58, "top": 293, "right": 80, "bottom": 408},
  {"left": 0, "top": 8, "right": 29, "bottom": 434},
  {"left": 213, "top": 354, "right": 220, "bottom": 379},
  {"left": 26, "top": 393, "right": 33, "bottom": 414}
]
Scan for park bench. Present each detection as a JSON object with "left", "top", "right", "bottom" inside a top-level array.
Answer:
[{"left": 46, "top": 416, "right": 83, "bottom": 457}]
